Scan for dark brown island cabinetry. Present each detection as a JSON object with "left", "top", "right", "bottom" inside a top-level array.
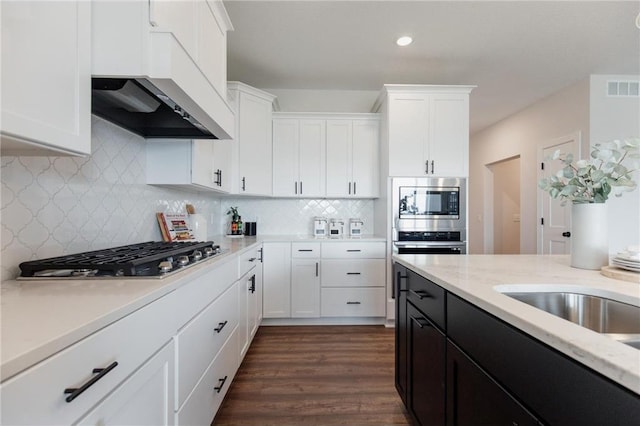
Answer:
[{"left": 393, "top": 262, "right": 640, "bottom": 426}]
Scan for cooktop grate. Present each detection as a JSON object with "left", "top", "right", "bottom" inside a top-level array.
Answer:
[{"left": 19, "top": 241, "right": 220, "bottom": 278}]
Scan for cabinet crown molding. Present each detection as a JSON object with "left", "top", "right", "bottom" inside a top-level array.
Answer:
[
  {"left": 273, "top": 112, "right": 380, "bottom": 120},
  {"left": 372, "top": 84, "right": 476, "bottom": 113}
]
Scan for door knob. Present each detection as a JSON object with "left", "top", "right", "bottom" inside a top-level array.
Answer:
[{"left": 562, "top": 231, "right": 571, "bottom": 237}]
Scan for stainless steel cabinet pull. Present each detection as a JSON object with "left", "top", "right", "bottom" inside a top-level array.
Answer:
[
  {"left": 410, "top": 315, "right": 431, "bottom": 328},
  {"left": 346, "top": 301, "right": 361, "bottom": 305},
  {"left": 64, "top": 361, "right": 118, "bottom": 403},
  {"left": 410, "top": 289, "right": 432, "bottom": 299},
  {"left": 214, "top": 376, "right": 228, "bottom": 393},
  {"left": 214, "top": 321, "right": 228, "bottom": 333},
  {"left": 347, "top": 272, "right": 361, "bottom": 275}
]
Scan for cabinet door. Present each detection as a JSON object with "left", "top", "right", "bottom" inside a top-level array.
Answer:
[
  {"left": 238, "top": 274, "right": 253, "bottom": 359},
  {"left": 77, "top": 342, "right": 174, "bottom": 426},
  {"left": 394, "top": 264, "right": 409, "bottom": 406},
  {"left": 272, "top": 119, "right": 300, "bottom": 196},
  {"left": 1, "top": 1, "right": 91, "bottom": 155},
  {"left": 250, "top": 251, "right": 263, "bottom": 337},
  {"left": 351, "top": 119, "right": 379, "bottom": 197},
  {"left": 408, "top": 303, "right": 446, "bottom": 426},
  {"left": 388, "top": 94, "right": 429, "bottom": 177},
  {"left": 298, "top": 120, "right": 326, "bottom": 197},
  {"left": 262, "top": 243, "right": 291, "bottom": 318},
  {"left": 446, "top": 341, "right": 539, "bottom": 426},
  {"left": 325, "top": 120, "right": 352, "bottom": 197},
  {"left": 428, "top": 94, "right": 469, "bottom": 177},
  {"left": 212, "top": 139, "right": 234, "bottom": 193},
  {"left": 238, "top": 91, "right": 273, "bottom": 195},
  {"left": 191, "top": 140, "right": 217, "bottom": 189},
  {"left": 291, "top": 259, "right": 320, "bottom": 318}
]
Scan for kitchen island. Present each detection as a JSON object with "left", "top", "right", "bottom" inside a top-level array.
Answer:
[{"left": 393, "top": 254, "right": 640, "bottom": 424}]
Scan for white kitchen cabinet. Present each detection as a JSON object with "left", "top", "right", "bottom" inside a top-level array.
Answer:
[
  {"left": 273, "top": 118, "right": 326, "bottom": 197},
  {"left": 320, "top": 241, "right": 386, "bottom": 318},
  {"left": 237, "top": 247, "right": 260, "bottom": 360},
  {"left": 228, "top": 82, "right": 277, "bottom": 196},
  {"left": 1, "top": 0, "right": 91, "bottom": 156},
  {"left": 249, "top": 246, "right": 264, "bottom": 339},
  {"left": 146, "top": 139, "right": 231, "bottom": 193},
  {"left": 0, "top": 290, "right": 177, "bottom": 425},
  {"left": 262, "top": 242, "right": 292, "bottom": 318},
  {"left": 375, "top": 85, "right": 474, "bottom": 178},
  {"left": 326, "top": 118, "right": 380, "bottom": 198},
  {"left": 291, "top": 243, "right": 321, "bottom": 318},
  {"left": 76, "top": 342, "right": 174, "bottom": 426}
]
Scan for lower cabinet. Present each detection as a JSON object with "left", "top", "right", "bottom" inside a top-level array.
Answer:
[
  {"left": 395, "top": 262, "right": 640, "bottom": 426},
  {"left": 445, "top": 340, "right": 538, "bottom": 426},
  {"left": 291, "top": 259, "right": 320, "bottom": 317},
  {"left": 262, "top": 242, "right": 292, "bottom": 318},
  {"left": 408, "top": 302, "right": 446, "bottom": 426},
  {"left": 77, "top": 342, "right": 174, "bottom": 426}
]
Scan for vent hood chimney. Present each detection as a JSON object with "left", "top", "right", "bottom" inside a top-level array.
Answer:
[{"left": 91, "top": 1, "right": 234, "bottom": 140}]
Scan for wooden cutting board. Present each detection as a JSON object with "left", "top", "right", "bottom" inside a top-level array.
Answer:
[{"left": 600, "top": 265, "right": 640, "bottom": 283}]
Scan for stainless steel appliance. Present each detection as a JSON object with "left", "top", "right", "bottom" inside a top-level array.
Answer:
[
  {"left": 349, "top": 218, "right": 363, "bottom": 237},
  {"left": 392, "top": 177, "right": 467, "bottom": 254},
  {"left": 18, "top": 241, "right": 226, "bottom": 280},
  {"left": 313, "top": 217, "right": 328, "bottom": 238}
]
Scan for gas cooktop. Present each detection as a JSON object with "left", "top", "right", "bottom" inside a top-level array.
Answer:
[{"left": 18, "top": 241, "right": 226, "bottom": 280}]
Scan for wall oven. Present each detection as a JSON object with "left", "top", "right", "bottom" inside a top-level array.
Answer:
[{"left": 392, "top": 177, "right": 467, "bottom": 254}]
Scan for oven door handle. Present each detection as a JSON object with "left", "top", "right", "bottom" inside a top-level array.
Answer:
[{"left": 394, "top": 241, "right": 466, "bottom": 248}]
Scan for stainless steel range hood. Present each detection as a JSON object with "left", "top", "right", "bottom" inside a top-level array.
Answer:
[{"left": 92, "top": 78, "right": 217, "bottom": 138}]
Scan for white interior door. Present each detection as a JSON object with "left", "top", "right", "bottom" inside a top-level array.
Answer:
[{"left": 539, "top": 133, "right": 580, "bottom": 254}]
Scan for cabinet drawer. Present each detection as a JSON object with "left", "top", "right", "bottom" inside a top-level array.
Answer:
[
  {"left": 291, "top": 242, "right": 321, "bottom": 258},
  {"left": 176, "top": 328, "right": 239, "bottom": 426},
  {"left": 175, "top": 282, "right": 238, "bottom": 410},
  {"left": 321, "top": 259, "right": 385, "bottom": 287},
  {"left": 0, "top": 293, "right": 176, "bottom": 425},
  {"left": 238, "top": 246, "right": 259, "bottom": 278},
  {"left": 406, "top": 269, "right": 445, "bottom": 330},
  {"left": 320, "top": 287, "right": 386, "bottom": 317},
  {"left": 321, "top": 241, "right": 385, "bottom": 258}
]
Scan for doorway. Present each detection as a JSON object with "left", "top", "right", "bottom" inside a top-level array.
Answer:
[{"left": 488, "top": 157, "right": 521, "bottom": 254}]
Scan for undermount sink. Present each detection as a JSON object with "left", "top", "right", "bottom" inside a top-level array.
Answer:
[{"left": 498, "top": 288, "right": 640, "bottom": 350}]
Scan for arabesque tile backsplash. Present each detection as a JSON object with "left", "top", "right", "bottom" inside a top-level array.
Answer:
[{"left": 1, "top": 117, "right": 374, "bottom": 281}]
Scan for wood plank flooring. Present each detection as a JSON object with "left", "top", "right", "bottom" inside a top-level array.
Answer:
[{"left": 212, "top": 325, "right": 412, "bottom": 426}]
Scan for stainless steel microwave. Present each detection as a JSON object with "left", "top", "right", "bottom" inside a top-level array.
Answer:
[{"left": 392, "top": 177, "right": 467, "bottom": 240}]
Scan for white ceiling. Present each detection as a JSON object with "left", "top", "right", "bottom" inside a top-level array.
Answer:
[{"left": 223, "top": 0, "right": 640, "bottom": 134}]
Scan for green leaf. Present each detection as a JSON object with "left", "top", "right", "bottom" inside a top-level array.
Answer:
[{"left": 562, "top": 166, "right": 574, "bottom": 178}]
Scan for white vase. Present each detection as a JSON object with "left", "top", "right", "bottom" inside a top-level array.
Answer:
[{"left": 570, "top": 203, "right": 608, "bottom": 270}]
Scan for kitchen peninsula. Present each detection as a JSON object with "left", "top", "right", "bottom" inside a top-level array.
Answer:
[{"left": 394, "top": 254, "right": 640, "bottom": 424}]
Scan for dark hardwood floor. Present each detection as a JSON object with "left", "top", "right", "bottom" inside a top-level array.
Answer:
[{"left": 213, "top": 325, "right": 412, "bottom": 426}]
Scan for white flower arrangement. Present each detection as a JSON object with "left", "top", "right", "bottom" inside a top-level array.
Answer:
[{"left": 538, "top": 138, "right": 640, "bottom": 204}]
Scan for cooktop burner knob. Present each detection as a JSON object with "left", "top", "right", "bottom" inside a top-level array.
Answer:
[
  {"left": 190, "top": 250, "right": 203, "bottom": 262},
  {"left": 158, "top": 261, "right": 173, "bottom": 274},
  {"left": 203, "top": 247, "right": 214, "bottom": 257},
  {"left": 176, "top": 256, "right": 190, "bottom": 267}
]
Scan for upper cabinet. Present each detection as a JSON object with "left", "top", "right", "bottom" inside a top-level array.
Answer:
[
  {"left": 374, "top": 85, "right": 475, "bottom": 177},
  {"left": 273, "top": 117, "right": 326, "bottom": 197},
  {"left": 273, "top": 113, "right": 380, "bottom": 199},
  {"left": 326, "top": 117, "right": 379, "bottom": 198},
  {"left": 92, "top": 0, "right": 235, "bottom": 140},
  {"left": 146, "top": 139, "right": 231, "bottom": 193},
  {"left": 229, "top": 83, "right": 277, "bottom": 196},
  {"left": 1, "top": 1, "right": 91, "bottom": 156}
]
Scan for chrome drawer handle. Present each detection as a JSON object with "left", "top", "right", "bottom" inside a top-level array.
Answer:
[
  {"left": 214, "top": 321, "right": 228, "bottom": 333},
  {"left": 64, "top": 361, "right": 118, "bottom": 403},
  {"left": 214, "top": 375, "right": 228, "bottom": 393},
  {"left": 410, "top": 289, "right": 432, "bottom": 300}
]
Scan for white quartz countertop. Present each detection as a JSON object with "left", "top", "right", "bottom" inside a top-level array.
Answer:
[
  {"left": 392, "top": 254, "right": 640, "bottom": 394},
  {"left": 0, "top": 238, "right": 263, "bottom": 382}
]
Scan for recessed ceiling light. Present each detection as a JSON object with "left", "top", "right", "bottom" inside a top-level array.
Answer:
[{"left": 396, "top": 36, "right": 413, "bottom": 47}]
